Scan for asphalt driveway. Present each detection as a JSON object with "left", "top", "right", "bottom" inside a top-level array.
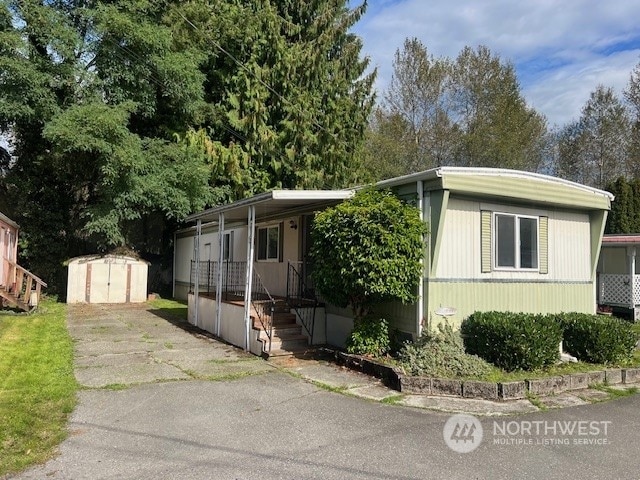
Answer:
[{"left": 11, "top": 303, "right": 640, "bottom": 479}]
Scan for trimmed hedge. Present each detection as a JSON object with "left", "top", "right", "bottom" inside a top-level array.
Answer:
[
  {"left": 461, "top": 312, "right": 562, "bottom": 372},
  {"left": 555, "top": 313, "right": 638, "bottom": 364}
]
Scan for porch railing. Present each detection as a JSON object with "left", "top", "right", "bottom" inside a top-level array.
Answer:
[
  {"left": 286, "top": 261, "right": 318, "bottom": 343},
  {"left": 189, "top": 260, "right": 275, "bottom": 352},
  {"left": 599, "top": 273, "right": 640, "bottom": 306},
  {"left": 250, "top": 271, "right": 275, "bottom": 354},
  {"left": 3, "top": 258, "right": 48, "bottom": 310},
  {"left": 189, "top": 260, "right": 246, "bottom": 298}
]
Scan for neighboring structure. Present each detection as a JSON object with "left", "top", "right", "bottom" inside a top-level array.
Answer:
[
  {"left": 597, "top": 234, "right": 640, "bottom": 321},
  {"left": 0, "top": 211, "right": 47, "bottom": 311},
  {"left": 174, "top": 167, "right": 614, "bottom": 357},
  {"left": 66, "top": 255, "right": 149, "bottom": 304}
]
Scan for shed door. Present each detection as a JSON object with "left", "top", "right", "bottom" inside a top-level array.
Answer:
[{"left": 88, "top": 260, "right": 129, "bottom": 303}]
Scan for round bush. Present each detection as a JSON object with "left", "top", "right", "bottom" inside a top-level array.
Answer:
[{"left": 346, "top": 317, "right": 390, "bottom": 357}]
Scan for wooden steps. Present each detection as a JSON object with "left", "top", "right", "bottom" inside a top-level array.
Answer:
[{"left": 0, "top": 285, "right": 29, "bottom": 311}]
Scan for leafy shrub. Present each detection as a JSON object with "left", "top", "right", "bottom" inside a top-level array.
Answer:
[
  {"left": 398, "top": 322, "right": 493, "bottom": 378},
  {"left": 346, "top": 317, "right": 390, "bottom": 357},
  {"left": 311, "top": 188, "right": 428, "bottom": 322},
  {"left": 461, "top": 311, "right": 562, "bottom": 372},
  {"left": 555, "top": 313, "right": 638, "bottom": 364}
]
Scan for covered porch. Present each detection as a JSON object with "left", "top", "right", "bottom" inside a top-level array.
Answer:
[
  {"left": 182, "top": 190, "right": 352, "bottom": 356},
  {"left": 597, "top": 234, "right": 640, "bottom": 321}
]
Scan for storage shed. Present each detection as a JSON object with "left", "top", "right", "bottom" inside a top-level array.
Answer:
[{"left": 66, "top": 255, "right": 149, "bottom": 304}]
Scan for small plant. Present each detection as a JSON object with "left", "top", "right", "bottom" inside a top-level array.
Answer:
[
  {"left": 346, "top": 317, "right": 390, "bottom": 357},
  {"left": 398, "top": 322, "right": 493, "bottom": 378},
  {"left": 555, "top": 313, "right": 638, "bottom": 364},
  {"left": 462, "top": 311, "right": 562, "bottom": 372}
]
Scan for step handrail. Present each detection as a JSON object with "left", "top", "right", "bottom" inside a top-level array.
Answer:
[
  {"left": 286, "top": 261, "right": 318, "bottom": 343},
  {"left": 4, "top": 258, "right": 47, "bottom": 309},
  {"left": 250, "top": 270, "right": 275, "bottom": 354}
]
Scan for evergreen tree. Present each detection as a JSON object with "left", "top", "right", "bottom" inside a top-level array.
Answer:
[{"left": 0, "top": 0, "right": 375, "bottom": 291}]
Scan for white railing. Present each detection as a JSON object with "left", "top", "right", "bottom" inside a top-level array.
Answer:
[{"left": 599, "top": 274, "right": 639, "bottom": 306}]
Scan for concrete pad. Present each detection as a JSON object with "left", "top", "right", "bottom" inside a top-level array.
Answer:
[
  {"left": 75, "top": 352, "right": 153, "bottom": 368},
  {"left": 75, "top": 362, "right": 190, "bottom": 388},
  {"left": 74, "top": 340, "right": 161, "bottom": 356},
  {"left": 348, "top": 384, "right": 398, "bottom": 401},
  {"left": 538, "top": 393, "right": 589, "bottom": 409},
  {"left": 151, "top": 351, "right": 272, "bottom": 379},
  {"left": 575, "top": 389, "right": 611, "bottom": 402},
  {"left": 151, "top": 347, "right": 255, "bottom": 365},
  {"left": 292, "top": 363, "right": 375, "bottom": 389},
  {"left": 398, "top": 395, "right": 539, "bottom": 416}
]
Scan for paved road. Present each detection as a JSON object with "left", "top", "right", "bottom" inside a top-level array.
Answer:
[{"left": 11, "top": 304, "right": 640, "bottom": 479}]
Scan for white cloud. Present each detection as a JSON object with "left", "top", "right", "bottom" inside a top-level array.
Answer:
[{"left": 353, "top": 0, "right": 640, "bottom": 125}]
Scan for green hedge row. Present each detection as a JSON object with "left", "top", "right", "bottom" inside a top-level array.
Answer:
[
  {"left": 461, "top": 312, "right": 562, "bottom": 372},
  {"left": 461, "top": 311, "right": 639, "bottom": 371},
  {"left": 555, "top": 313, "right": 638, "bottom": 364}
]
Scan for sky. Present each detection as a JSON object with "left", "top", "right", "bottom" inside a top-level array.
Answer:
[{"left": 350, "top": 0, "right": 640, "bottom": 127}]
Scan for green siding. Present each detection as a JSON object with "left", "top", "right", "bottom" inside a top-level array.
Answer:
[{"left": 426, "top": 280, "right": 594, "bottom": 330}]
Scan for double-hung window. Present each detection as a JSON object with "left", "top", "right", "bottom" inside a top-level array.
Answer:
[
  {"left": 494, "top": 213, "right": 538, "bottom": 270},
  {"left": 257, "top": 225, "right": 280, "bottom": 261}
]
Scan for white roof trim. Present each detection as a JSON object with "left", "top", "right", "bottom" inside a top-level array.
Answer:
[{"left": 185, "top": 189, "right": 354, "bottom": 223}]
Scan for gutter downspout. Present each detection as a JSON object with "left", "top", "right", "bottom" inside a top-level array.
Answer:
[
  {"left": 194, "top": 219, "right": 202, "bottom": 328},
  {"left": 417, "top": 180, "right": 424, "bottom": 338}
]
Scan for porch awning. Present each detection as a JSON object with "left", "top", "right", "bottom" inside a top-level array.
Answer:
[{"left": 184, "top": 190, "right": 354, "bottom": 225}]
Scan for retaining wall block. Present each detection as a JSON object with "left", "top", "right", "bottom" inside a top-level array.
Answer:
[
  {"left": 499, "top": 381, "right": 527, "bottom": 400},
  {"left": 605, "top": 369, "right": 623, "bottom": 385},
  {"left": 622, "top": 368, "right": 640, "bottom": 384},
  {"left": 526, "top": 376, "right": 568, "bottom": 396},
  {"left": 463, "top": 380, "right": 499, "bottom": 400},
  {"left": 431, "top": 378, "right": 463, "bottom": 397},
  {"left": 399, "top": 375, "right": 431, "bottom": 395}
]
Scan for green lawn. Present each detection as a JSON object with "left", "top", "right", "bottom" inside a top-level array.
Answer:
[{"left": 0, "top": 299, "right": 77, "bottom": 476}]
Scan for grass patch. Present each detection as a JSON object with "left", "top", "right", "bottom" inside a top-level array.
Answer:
[
  {"left": 310, "top": 380, "right": 348, "bottom": 393},
  {"left": 592, "top": 384, "right": 638, "bottom": 398},
  {"left": 148, "top": 298, "right": 187, "bottom": 322},
  {"left": 526, "top": 392, "right": 548, "bottom": 411},
  {"left": 381, "top": 394, "right": 404, "bottom": 405},
  {"left": 0, "top": 298, "right": 78, "bottom": 476},
  {"left": 101, "top": 383, "right": 130, "bottom": 391},
  {"left": 207, "top": 357, "right": 259, "bottom": 364}
]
